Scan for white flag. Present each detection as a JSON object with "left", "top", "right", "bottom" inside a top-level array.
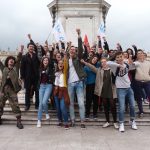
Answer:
[
  {"left": 52, "top": 20, "right": 67, "bottom": 42},
  {"left": 97, "top": 22, "right": 106, "bottom": 37}
]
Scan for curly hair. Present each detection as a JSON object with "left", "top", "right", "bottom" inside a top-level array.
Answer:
[{"left": 5, "top": 56, "right": 16, "bottom": 67}]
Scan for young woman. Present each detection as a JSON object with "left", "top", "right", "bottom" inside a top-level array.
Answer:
[
  {"left": 84, "top": 55, "right": 100, "bottom": 119},
  {"left": 37, "top": 56, "right": 55, "bottom": 127},
  {"left": 81, "top": 58, "right": 118, "bottom": 129},
  {"left": 53, "top": 56, "right": 70, "bottom": 130}
]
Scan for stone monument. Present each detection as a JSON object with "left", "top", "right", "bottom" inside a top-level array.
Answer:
[{"left": 47, "top": 0, "right": 111, "bottom": 46}]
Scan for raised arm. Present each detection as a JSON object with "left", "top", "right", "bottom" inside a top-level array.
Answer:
[
  {"left": 103, "top": 37, "right": 110, "bottom": 53},
  {"left": 27, "top": 34, "right": 37, "bottom": 53},
  {"left": 80, "top": 59, "right": 98, "bottom": 73},
  {"left": 77, "top": 29, "right": 84, "bottom": 60}
]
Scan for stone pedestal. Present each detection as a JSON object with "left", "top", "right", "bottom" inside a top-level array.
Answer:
[{"left": 47, "top": 0, "right": 110, "bottom": 46}]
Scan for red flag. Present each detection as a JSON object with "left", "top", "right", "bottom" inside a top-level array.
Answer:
[{"left": 84, "top": 34, "right": 90, "bottom": 52}]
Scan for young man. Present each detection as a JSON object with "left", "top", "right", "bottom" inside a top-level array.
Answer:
[
  {"left": 0, "top": 56, "right": 23, "bottom": 129},
  {"left": 107, "top": 52, "right": 137, "bottom": 132},
  {"left": 68, "top": 29, "right": 87, "bottom": 129},
  {"left": 133, "top": 50, "right": 150, "bottom": 117},
  {"left": 20, "top": 42, "right": 40, "bottom": 110}
]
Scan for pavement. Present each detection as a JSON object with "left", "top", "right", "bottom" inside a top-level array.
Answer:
[{"left": 0, "top": 125, "right": 150, "bottom": 150}]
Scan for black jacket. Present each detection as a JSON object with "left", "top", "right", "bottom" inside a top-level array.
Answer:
[{"left": 20, "top": 52, "right": 40, "bottom": 88}]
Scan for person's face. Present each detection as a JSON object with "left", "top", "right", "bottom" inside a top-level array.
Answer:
[
  {"left": 28, "top": 45, "right": 34, "bottom": 53},
  {"left": 69, "top": 46, "right": 76, "bottom": 57},
  {"left": 101, "top": 58, "right": 107, "bottom": 68},
  {"left": 91, "top": 56, "right": 98, "bottom": 64},
  {"left": 56, "top": 53, "right": 62, "bottom": 61},
  {"left": 58, "top": 60, "right": 64, "bottom": 70},
  {"left": 137, "top": 51, "right": 144, "bottom": 60},
  {"left": 116, "top": 54, "right": 124, "bottom": 64},
  {"left": 44, "top": 45, "right": 48, "bottom": 52},
  {"left": 98, "top": 48, "right": 103, "bottom": 54},
  {"left": 127, "top": 49, "right": 132, "bottom": 55},
  {"left": 89, "top": 52, "right": 94, "bottom": 58},
  {"left": 43, "top": 58, "right": 49, "bottom": 67},
  {"left": 123, "top": 52, "right": 128, "bottom": 59},
  {"left": 8, "top": 59, "right": 15, "bottom": 67}
]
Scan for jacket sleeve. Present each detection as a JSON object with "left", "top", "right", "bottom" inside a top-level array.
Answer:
[
  {"left": 0, "top": 61, "right": 4, "bottom": 72},
  {"left": 84, "top": 62, "right": 98, "bottom": 73},
  {"left": 20, "top": 56, "right": 26, "bottom": 79},
  {"left": 103, "top": 41, "right": 110, "bottom": 53},
  {"left": 78, "top": 36, "right": 84, "bottom": 60},
  {"left": 98, "top": 39, "right": 102, "bottom": 48}
]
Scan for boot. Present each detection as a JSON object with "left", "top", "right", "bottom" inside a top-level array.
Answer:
[
  {"left": 16, "top": 116, "right": 24, "bottom": 129},
  {"left": 0, "top": 116, "right": 2, "bottom": 125}
]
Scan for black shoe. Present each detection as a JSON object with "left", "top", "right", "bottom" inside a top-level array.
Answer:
[
  {"left": 0, "top": 117, "right": 2, "bottom": 125},
  {"left": 25, "top": 106, "right": 30, "bottom": 111},
  {"left": 93, "top": 115, "right": 98, "bottom": 120},
  {"left": 85, "top": 115, "right": 90, "bottom": 120},
  {"left": 81, "top": 124, "right": 86, "bottom": 129},
  {"left": 57, "top": 122, "right": 63, "bottom": 127},
  {"left": 16, "top": 117, "right": 24, "bottom": 129},
  {"left": 35, "top": 106, "right": 39, "bottom": 110},
  {"left": 138, "top": 113, "right": 144, "bottom": 118}
]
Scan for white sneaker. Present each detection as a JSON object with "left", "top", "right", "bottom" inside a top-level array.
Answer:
[
  {"left": 131, "top": 120, "right": 138, "bottom": 130},
  {"left": 102, "top": 122, "right": 110, "bottom": 128},
  {"left": 37, "top": 120, "right": 41, "bottom": 128},
  {"left": 46, "top": 114, "right": 50, "bottom": 120},
  {"left": 114, "top": 123, "right": 119, "bottom": 129},
  {"left": 119, "top": 123, "right": 125, "bottom": 132}
]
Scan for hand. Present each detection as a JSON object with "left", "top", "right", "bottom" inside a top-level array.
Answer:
[
  {"left": 132, "top": 44, "right": 136, "bottom": 48},
  {"left": 102, "top": 37, "right": 106, "bottom": 41},
  {"left": 27, "top": 34, "right": 31, "bottom": 40},
  {"left": 97, "top": 35, "right": 101, "bottom": 39},
  {"left": 76, "top": 29, "right": 81, "bottom": 35},
  {"left": 45, "top": 40, "right": 48, "bottom": 45},
  {"left": 80, "top": 59, "right": 85, "bottom": 64},
  {"left": 21, "top": 45, "right": 24, "bottom": 50},
  {"left": 19, "top": 45, "right": 24, "bottom": 53},
  {"left": 117, "top": 43, "right": 120, "bottom": 46}
]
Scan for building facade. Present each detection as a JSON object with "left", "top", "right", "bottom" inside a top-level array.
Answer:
[{"left": 47, "top": 0, "right": 111, "bottom": 46}]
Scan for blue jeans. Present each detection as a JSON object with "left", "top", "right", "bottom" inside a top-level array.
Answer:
[
  {"left": 54, "top": 96, "right": 69, "bottom": 124},
  {"left": 117, "top": 88, "right": 136, "bottom": 123},
  {"left": 68, "top": 81, "right": 85, "bottom": 121},
  {"left": 38, "top": 84, "right": 52, "bottom": 120}
]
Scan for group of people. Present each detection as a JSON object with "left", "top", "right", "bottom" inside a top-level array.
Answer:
[{"left": 0, "top": 29, "right": 150, "bottom": 132}]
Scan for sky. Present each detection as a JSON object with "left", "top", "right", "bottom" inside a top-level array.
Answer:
[{"left": 0, "top": 0, "right": 149, "bottom": 51}]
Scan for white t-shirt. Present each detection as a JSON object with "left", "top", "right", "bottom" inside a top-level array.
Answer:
[
  {"left": 68, "top": 58, "right": 79, "bottom": 84},
  {"left": 54, "top": 72, "right": 65, "bottom": 87}
]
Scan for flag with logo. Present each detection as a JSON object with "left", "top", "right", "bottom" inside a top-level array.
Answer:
[
  {"left": 53, "top": 20, "right": 67, "bottom": 42},
  {"left": 97, "top": 22, "right": 106, "bottom": 37}
]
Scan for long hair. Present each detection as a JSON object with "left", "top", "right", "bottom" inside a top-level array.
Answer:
[{"left": 40, "top": 56, "right": 50, "bottom": 70}]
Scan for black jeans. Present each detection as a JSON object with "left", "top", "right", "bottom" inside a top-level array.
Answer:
[
  {"left": 134, "top": 80, "right": 150, "bottom": 114},
  {"left": 25, "top": 84, "right": 39, "bottom": 108},
  {"left": 102, "top": 98, "right": 117, "bottom": 123},
  {"left": 85, "top": 84, "right": 98, "bottom": 116}
]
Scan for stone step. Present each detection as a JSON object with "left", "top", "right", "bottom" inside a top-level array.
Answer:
[
  {"left": 1, "top": 115, "right": 150, "bottom": 126},
  {"left": 3, "top": 107, "right": 150, "bottom": 116}
]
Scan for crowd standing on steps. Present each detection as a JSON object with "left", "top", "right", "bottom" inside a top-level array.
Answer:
[{"left": 0, "top": 29, "right": 150, "bottom": 132}]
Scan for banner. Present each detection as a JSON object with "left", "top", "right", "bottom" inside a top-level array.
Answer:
[
  {"left": 97, "top": 22, "right": 106, "bottom": 37},
  {"left": 53, "top": 20, "right": 67, "bottom": 42}
]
